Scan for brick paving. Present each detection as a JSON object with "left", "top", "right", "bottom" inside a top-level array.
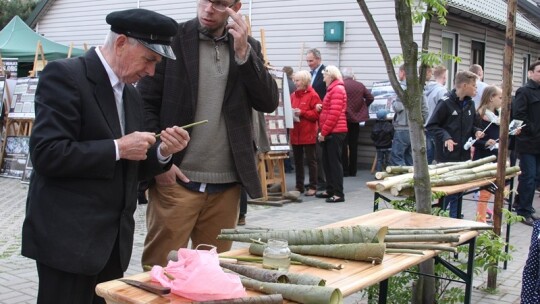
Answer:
[{"left": 0, "top": 169, "right": 537, "bottom": 303}]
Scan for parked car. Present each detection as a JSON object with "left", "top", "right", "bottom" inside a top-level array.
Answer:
[{"left": 369, "top": 81, "right": 396, "bottom": 119}]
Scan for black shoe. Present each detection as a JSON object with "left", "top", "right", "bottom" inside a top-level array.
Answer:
[
  {"left": 138, "top": 195, "right": 148, "bottom": 205},
  {"left": 325, "top": 196, "right": 345, "bottom": 203},
  {"left": 522, "top": 217, "right": 535, "bottom": 226},
  {"left": 315, "top": 192, "right": 331, "bottom": 198}
]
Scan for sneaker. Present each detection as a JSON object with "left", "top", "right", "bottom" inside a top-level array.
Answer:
[{"left": 237, "top": 215, "right": 246, "bottom": 226}]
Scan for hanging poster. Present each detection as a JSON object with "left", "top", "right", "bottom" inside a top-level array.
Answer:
[
  {"left": 265, "top": 69, "right": 293, "bottom": 151},
  {"left": 9, "top": 77, "right": 38, "bottom": 119},
  {"left": 0, "top": 136, "right": 30, "bottom": 179}
]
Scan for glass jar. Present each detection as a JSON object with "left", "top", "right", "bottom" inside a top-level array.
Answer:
[{"left": 262, "top": 239, "right": 291, "bottom": 271}]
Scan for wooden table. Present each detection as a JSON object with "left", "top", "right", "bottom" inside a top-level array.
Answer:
[
  {"left": 96, "top": 209, "right": 487, "bottom": 304},
  {"left": 368, "top": 175, "right": 517, "bottom": 270}
]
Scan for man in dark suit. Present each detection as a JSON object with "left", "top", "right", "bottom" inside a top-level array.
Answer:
[
  {"left": 137, "top": 0, "right": 279, "bottom": 267},
  {"left": 21, "top": 9, "right": 190, "bottom": 304},
  {"left": 306, "top": 48, "right": 326, "bottom": 100},
  {"left": 306, "top": 48, "right": 327, "bottom": 191}
]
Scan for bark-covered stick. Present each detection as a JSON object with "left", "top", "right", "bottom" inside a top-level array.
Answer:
[
  {"left": 385, "top": 249, "right": 425, "bottom": 255},
  {"left": 287, "top": 243, "right": 385, "bottom": 264},
  {"left": 385, "top": 243, "right": 457, "bottom": 252},
  {"left": 386, "top": 229, "right": 444, "bottom": 235},
  {"left": 193, "top": 294, "right": 283, "bottom": 304},
  {"left": 384, "top": 234, "right": 460, "bottom": 243},
  {"left": 249, "top": 243, "right": 343, "bottom": 270},
  {"left": 389, "top": 226, "right": 492, "bottom": 232},
  {"left": 219, "top": 262, "right": 289, "bottom": 283},
  {"left": 221, "top": 228, "right": 274, "bottom": 234},
  {"left": 155, "top": 120, "right": 209, "bottom": 138},
  {"left": 217, "top": 225, "right": 388, "bottom": 245},
  {"left": 240, "top": 277, "right": 343, "bottom": 304}
]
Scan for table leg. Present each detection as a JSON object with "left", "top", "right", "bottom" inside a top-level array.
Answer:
[
  {"left": 378, "top": 278, "right": 388, "bottom": 304},
  {"left": 434, "top": 237, "right": 476, "bottom": 304}
]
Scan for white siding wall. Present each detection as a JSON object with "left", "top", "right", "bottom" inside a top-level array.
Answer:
[
  {"left": 35, "top": 0, "right": 424, "bottom": 86},
  {"left": 34, "top": 0, "right": 540, "bottom": 88}
]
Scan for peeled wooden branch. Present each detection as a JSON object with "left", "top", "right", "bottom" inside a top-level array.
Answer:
[
  {"left": 386, "top": 166, "right": 412, "bottom": 174},
  {"left": 240, "top": 277, "right": 343, "bottom": 304},
  {"left": 287, "top": 243, "right": 385, "bottom": 264},
  {"left": 249, "top": 243, "right": 343, "bottom": 270},
  {"left": 217, "top": 225, "right": 388, "bottom": 245},
  {"left": 375, "top": 171, "right": 396, "bottom": 180},
  {"left": 220, "top": 262, "right": 289, "bottom": 284},
  {"left": 375, "top": 156, "right": 498, "bottom": 192},
  {"left": 193, "top": 294, "right": 283, "bottom": 304}
]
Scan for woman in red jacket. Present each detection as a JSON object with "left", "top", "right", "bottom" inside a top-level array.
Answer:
[
  {"left": 290, "top": 70, "right": 322, "bottom": 196},
  {"left": 315, "top": 65, "right": 348, "bottom": 203}
]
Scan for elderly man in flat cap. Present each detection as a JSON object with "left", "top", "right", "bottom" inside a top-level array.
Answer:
[
  {"left": 137, "top": 0, "right": 279, "bottom": 268},
  {"left": 21, "top": 9, "right": 190, "bottom": 304}
]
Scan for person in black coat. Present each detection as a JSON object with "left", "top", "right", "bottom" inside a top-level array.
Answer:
[
  {"left": 514, "top": 60, "right": 540, "bottom": 226},
  {"left": 21, "top": 9, "right": 190, "bottom": 304}
]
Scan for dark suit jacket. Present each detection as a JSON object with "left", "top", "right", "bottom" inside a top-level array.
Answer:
[
  {"left": 22, "top": 48, "right": 171, "bottom": 275},
  {"left": 137, "top": 18, "right": 279, "bottom": 198},
  {"left": 312, "top": 64, "right": 327, "bottom": 100}
]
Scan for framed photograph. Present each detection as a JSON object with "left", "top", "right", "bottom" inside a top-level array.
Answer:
[
  {"left": 21, "top": 153, "right": 33, "bottom": 184},
  {"left": 0, "top": 136, "right": 30, "bottom": 179}
]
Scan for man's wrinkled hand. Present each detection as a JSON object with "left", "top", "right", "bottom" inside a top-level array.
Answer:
[
  {"left": 158, "top": 126, "right": 190, "bottom": 157},
  {"left": 118, "top": 132, "right": 156, "bottom": 160}
]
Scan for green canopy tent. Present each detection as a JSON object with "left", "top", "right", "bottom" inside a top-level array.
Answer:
[{"left": 0, "top": 15, "right": 85, "bottom": 63}]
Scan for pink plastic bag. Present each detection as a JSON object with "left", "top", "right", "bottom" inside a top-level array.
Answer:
[{"left": 150, "top": 246, "right": 247, "bottom": 301}]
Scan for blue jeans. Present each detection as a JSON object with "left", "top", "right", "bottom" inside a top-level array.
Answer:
[
  {"left": 376, "top": 148, "right": 391, "bottom": 172},
  {"left": 517, "top": 153, "right": 540, "bottom": 217},
  {"left": 426, "top": 130, "right": 435, "bottom": 165},
  {"left": 390, "top": 129, "right": 412, "bottom": 166}
]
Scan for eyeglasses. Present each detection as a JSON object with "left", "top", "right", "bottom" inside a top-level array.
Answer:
[{"left": 198, "top": 0, "right": 235, "bottom": 12}]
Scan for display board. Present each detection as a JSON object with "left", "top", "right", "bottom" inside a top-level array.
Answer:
[
  {"left": 9, "top": 77, "right": 38, "bottom": 119},
  {"left": 0, "top": 136, "right": 30, "bottom": 179},
  {"left": 265, "top": 69, "right": 293, "bottom": 151},
  {"left": 1, "top": 58, "right": 18, "bottom": 78}
]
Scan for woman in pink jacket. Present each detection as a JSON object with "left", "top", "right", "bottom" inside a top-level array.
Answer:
[
  {"left": 315, "top": 65, "right": 348, "bottom": 203},
  {"left": 290, "top": 70, "right": 322, "bottom": 196}
]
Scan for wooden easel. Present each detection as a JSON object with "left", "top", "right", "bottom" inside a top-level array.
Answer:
[
  {"left": 248, "top": 151, "right": 292, "bottom": 206},
  {"left": 29, "top": 41, "right": 47, "bottom": 77}
]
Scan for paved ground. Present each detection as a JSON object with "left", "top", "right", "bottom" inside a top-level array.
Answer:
[{"left": 0, "top": 169, "right": 538, "bottom": 303}]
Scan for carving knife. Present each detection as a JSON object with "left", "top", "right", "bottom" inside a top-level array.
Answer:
[{"left": 119, "top": 279, "right": 171, "bottom": 295}]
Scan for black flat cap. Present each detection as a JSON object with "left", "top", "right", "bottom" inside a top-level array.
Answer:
[{"left": 106, "top": 8, "right": 177, "bottom": 60}]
